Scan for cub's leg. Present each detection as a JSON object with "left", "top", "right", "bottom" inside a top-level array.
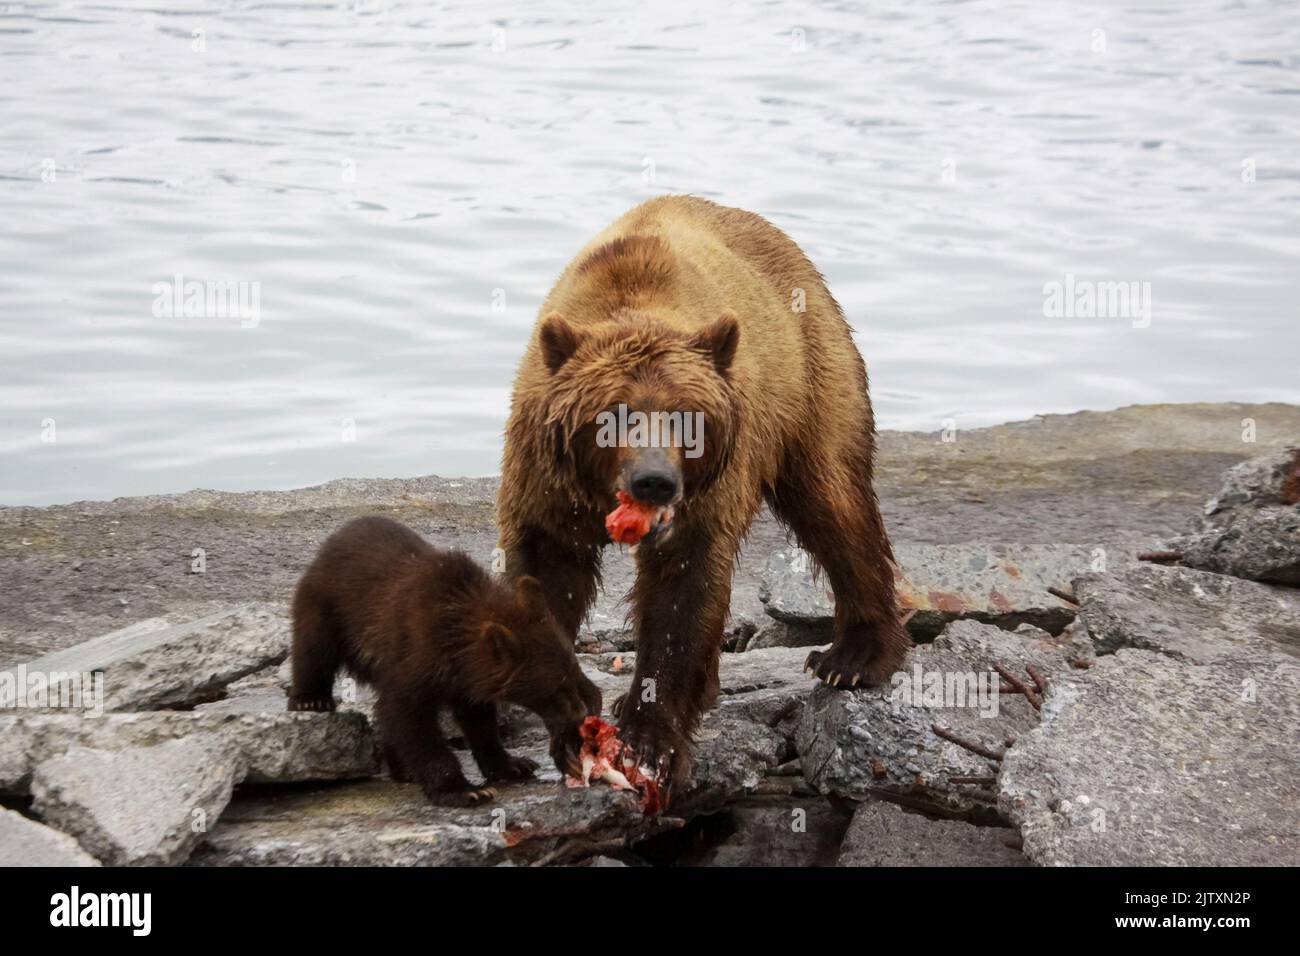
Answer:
[
  {"left": 451, "top": 701, "right": 539, "bottom": 783},
  {"left": 502, "top": 525, "right": 601, "bottom": 642},
  {"left": 287, "top": 585, "right": 340, "bottom": 712},
  {"left": 375, "top": 688, "right": 495, "bottom": 806},
  {"left": 767, "top": 440, "right": 912, "bottom": 688}
]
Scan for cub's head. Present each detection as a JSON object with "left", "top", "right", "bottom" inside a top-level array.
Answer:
[
  {"left": 481, "top": 575, "right": 601, "bottom": 778},
  {"left": 534, "top": 309, "right": 740, "bottom": 542}
]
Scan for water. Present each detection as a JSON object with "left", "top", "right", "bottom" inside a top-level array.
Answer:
[{"left": 2, "top": 0, "right": 1299, "bottom": 506}]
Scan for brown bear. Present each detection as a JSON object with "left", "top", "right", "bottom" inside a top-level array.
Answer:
[
  {"left": 497, "top": 195, "right": 911, "bottom": 789},
  {"left": 288, "top": 515, "right": 601, "bottom": 806}
]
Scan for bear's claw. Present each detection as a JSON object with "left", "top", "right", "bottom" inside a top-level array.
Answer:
[{"left": 805, "top": 644, "right": 893, "bottom": 691}]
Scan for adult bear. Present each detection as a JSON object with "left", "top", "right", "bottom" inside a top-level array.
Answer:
[{"left": 497, "top": 196, "right": 910, "bottom": 788}]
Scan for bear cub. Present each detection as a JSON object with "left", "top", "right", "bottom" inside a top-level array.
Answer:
[{"left": 288, "top": 515, "right": 601, "bottom": 806}]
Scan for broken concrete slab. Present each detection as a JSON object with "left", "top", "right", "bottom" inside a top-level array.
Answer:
[
  {"left": 31, "top": 736, "right": 244, "bottom": 866},
  {"left": 999, "top": 647, "right": 1300, "bottom": 866},
  {"left": 0, "top": 806, "right": 101, "bottom": 866},
  {"left": 1200, "top": 446, "right": 1300, "bottom": 524},
  {"left": 0, "top": 710, "right": 378, "bottom": 794},
  {"left": 796, "top": 620, "right": 1080, "bottom": 818},
  {"left": 1073, "top": 564, "right": 1300, "bottom": 664},
  {"left": 761, "top": 545, "right": 1132, "bottom": 639},
  {"left": 192, "top": 707, "right": 783, "bottom": 867},
  {"left": 837, "top": 799, "right": 1027, "bottom": 867},
  {"left": 0, "top": 605, "right": 289, "bottom": 713}
]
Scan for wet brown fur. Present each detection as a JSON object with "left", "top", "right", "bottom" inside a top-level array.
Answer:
[
  {"left": 497, "top": 196, "right": 911, "bottom": 785},
  {"left": 289, "top": 515, "right": 600, "bottom": 806}
]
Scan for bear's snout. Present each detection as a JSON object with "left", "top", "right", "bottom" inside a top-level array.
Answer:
[{"left": 629, "top": 466, "right": 678, "bottom": 506}]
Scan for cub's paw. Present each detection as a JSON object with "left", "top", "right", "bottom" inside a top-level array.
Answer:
[
  {"left": 805, "top": 641, "right": 899, "bottom": 690},
  {"left": 287, "top": 694, "right": 336, "bottom": 712},
  {"left": 484, "top": 753, "right": 539, "bottom": 783},
  {"left": 430, "top": 786, "right": 498, "bottom": 808}
]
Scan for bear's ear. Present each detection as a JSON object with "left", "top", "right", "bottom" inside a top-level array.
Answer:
[
  {"left": 691, "top": 311, "right": 740, "bottom": 377},
  {"left": 481, "top": 621, "right": 520, "bottom": 662},
  {"left": 539, "top": 313, "right": 582, "bottom": 373},
  {"left": 515, "top": 575, "right": 548, "bottom": 614}
]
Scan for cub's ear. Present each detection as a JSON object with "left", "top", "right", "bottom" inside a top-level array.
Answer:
[
  {"left": 691, "top": 311, "right": 740, "bottom": 376},
  {"left": 515, "top": 575, "right": 547, "bottom": 612},
  {"left": 481, "top": 621, "right": 519, "bottom": 661},
  {"left": 539, "top": 313, "right": 582, "bottom": 373}
]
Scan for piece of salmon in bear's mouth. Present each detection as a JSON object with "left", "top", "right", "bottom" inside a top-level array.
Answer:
[{"left": 605, "top": 490, "right": 674, "bottom": 545}]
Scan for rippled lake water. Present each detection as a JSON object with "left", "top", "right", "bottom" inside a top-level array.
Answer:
[{"left": 2, "top": 0, "right": 1299, "bottom": 506}]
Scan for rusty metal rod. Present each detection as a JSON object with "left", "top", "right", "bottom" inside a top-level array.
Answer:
[
  {"left": 1047, "top": 585, "right": 1079, "bottom": 606},
  {"left": 1137, "top": 550, "right": 1183, "bottom": 563},
  {"left": 994, "top": 662, "right": 1042, "bottom": 711},
  {"left": 931, "top": 723, "right": 1004, "bottom": 762},
  {"left": 1026, "top": 663, "right": 1048, "bottom": 697}
]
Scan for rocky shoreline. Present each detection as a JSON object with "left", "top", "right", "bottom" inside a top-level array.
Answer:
[{"left": 1, "top": 402, "right": 1297, "bottom": 867}]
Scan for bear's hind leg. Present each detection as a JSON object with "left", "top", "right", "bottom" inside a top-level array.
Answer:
[
  {"left": 451, "top": 701, "right": 539, "bottom": 783},
  {"left": 767, "top": 445, "right": 912, "bottom": 688}
]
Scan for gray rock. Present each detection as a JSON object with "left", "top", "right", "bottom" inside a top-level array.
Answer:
[
  {"left": 0, "top": 807, "right": 101, "bottom": 867},
  {"left": 1200, "top": 446, "right": 1300, "bottom": 523},
  {"left": 1179, "top": 507, "right": 1300, "bottom": 586},
  {"left": 999, "top": 647, "right": 1300, "bottom": 866},
  {"left": 1170, "top": 448, "right": 1300, "bottom": 585},
  {"left": 745, "top": 619, "right": 832, "bottom": 650},
  {"left": 1074, "top": 564, "right": 1300, "bottom": 664},
  {"left": 796, "top": 620, "right": 1078, "bottom": 817},
  {"left": 0, "top": 710, "right": 378, "bottom": 794},
  {"left": 683, "top": 797, "right": 853, "bottom": 867},
  {"left": 837, "top": 799, "right": 1027, "bottom": 867},
  {"left": 31, "top": 736, "right": 244, "bottom": 866},
  {"left": 0, "top": 605, "right": 288, "bottom": 712},
  {"left": 761, "top": 545, "right": 1128, "bottom": 639}
]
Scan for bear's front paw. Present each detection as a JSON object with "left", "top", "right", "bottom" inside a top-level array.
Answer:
[
  {"left": 287, "top": 694, "right": 336, "bottom": 712},
  {"left": 483, "top": 752, "right": 539, "bottom": 783},
  {"left": 428, "top": 785, "right": 498, "bottom": 808},
  {"left": 615, "top": 713, "right": 690, "bottom": 798}
]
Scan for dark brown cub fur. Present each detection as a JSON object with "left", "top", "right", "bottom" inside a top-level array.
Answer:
[{"left": 289, "top": 515, "right": 601, "bottom": 807}]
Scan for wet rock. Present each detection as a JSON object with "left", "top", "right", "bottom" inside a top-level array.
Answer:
[
  {"left": 0, "top": 605, "right": 288, "bottom": 712},
  {"left": 761, "top": 545, "right": 1128, "bottom": 639},
  {"left": 837, "top": 799, "right": 1026, "bottom": 867},
  {"left": 31, "top": 736, "right": 244, "bottom": 866},
  {"left": 796, "top": 620, "right": 1078, "bottom": 817},
  {"left": 0, "top": 711, "right": 378, "bottom": 794},
  {"left": 0, "top": 806, "right": 101, "bottom": 867},
  {"left": 999, "top": 647, "right": 1300, "bottom": 866},
  {"left": 1073, "top": 564, "right": 1300, "bottom": 664},
  {"left": 744, "top": 619, "right": 832, "bottom": 650}
]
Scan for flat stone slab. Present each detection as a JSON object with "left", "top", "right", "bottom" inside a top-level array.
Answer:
[
  {"left": 680, "top": 796, "right": 853, "bottom": 867},
  {"left": 999, "top": 647, "right": 1300, "bottom": 866},
  {"left": 1073, "top": 564, "right": 1300, "bottom": 664},
  {"left": 193, "top": 710, "right": 784, "bottom": 866},
  {"left": 0, "top": 710, "right": 378, "bottom": 794},
  {"left": 797, "top": 620, "right": 1084, "bottom": 817},
  {"left": 837, "top": 799, "right": 1027, "bottom": 867},
  {"left": 761, "top": 545, "right": 1134, "bottom": 638},
  {"left": 0, "top": 605, "right": 288, "bottom": 712},
  {"left": 0, "top": 806, "right": 101, "bottom": 867},
  {"left": 31, "top": 736, "right": 244, "bottom": 866}
]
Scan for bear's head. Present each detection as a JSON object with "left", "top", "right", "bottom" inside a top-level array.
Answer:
[{"left": 533, "top": 308, "right": 740, "bottom": 540}]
